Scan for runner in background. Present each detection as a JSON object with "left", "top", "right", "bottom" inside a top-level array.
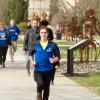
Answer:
[{"left": 8, "top": 19, "right": 20, "bottom": 62}]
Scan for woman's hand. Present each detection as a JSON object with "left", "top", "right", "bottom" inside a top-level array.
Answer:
[
  {"left": 31, "top": 60, "right": 36, "bottom": 66},
  {"left": 29, "top": 56, "right": 36, "bottom": 67},
  {"left": 49, "top": 57, "right": 58, "bottom": 64}
]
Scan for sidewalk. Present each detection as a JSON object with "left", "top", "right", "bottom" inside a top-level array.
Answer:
[{"left": 0, "top": 48, "right": 100, "bottom": 100}]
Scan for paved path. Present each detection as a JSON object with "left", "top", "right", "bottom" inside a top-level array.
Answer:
[{"left": 0, "top": 47, "right": 100, "bottom": 100}]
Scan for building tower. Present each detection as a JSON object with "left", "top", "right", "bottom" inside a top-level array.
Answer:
[{"left": 28, "top": 0, "right": 51, "bottom": 18}]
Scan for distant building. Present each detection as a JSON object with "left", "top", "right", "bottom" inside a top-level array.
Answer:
[{"left": 28, "top": 0, "right": 51, "bottom": 18}]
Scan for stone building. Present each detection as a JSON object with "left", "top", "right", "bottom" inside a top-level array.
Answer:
[{"left": 28, "top": 0, "right": 51, "bottom": 18}]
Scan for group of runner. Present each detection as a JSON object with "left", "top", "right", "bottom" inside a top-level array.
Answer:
[
  {"left": 0, "top": 18, "right": 60, "bottom": 100},
  {"left": 0, "top": 19, "right": 20, "bottom": 68}
]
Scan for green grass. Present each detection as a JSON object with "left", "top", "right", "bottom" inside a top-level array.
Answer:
[
  {"left": 59, "top": 46, "right": 70, "bottom": 50},
  {"left": 61, "top": 54, "right": 67, "bottom": 59},
  {"left": 93, "top": 36, "right": 100, "bottom": 40},
  {"left": 70, "top": 72, "right": 100, "bottom": 95},
  {"left": 56, "top": 41, "right": 76, "bottom": 45},
  {"left": 60, "top": 46, "right": 100, "bottom": 59}
]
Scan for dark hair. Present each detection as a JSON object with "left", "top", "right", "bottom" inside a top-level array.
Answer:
[
  {"left": 40, "top": 20, "right": 49, "bottom": 26},
  {"left": 39, "top": 27, "right": 48, "bottom": 33}
]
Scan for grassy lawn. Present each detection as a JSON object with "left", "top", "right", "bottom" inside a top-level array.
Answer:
[
  {"left": 60, "top": 47, "right": 100, "bottom": 59},
  {"left": 58, "top": 39, "right": 100, "bottom": 61},
  {"left": 70, "top": 72, "right": 100, "bottom": 95},
  {"left": 56, "top": 40, "right": 75, "bottom": 45},
  {"left": 58, "top": 37, "right": 100, "bottom": 95},
  {"left": 93, "top": 36, "right": 100, "bottom": 40},
  {"left": 59, "top": 46, "right": 70, "bottom": 50}
]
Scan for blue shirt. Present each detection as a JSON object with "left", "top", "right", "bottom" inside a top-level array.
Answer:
[
  {"left": 8, "top": 25, "right": 20, "bottom": 41},
  {"left": 0, "top": 29, "right": 8, "bottom": 46},
  {"left": 33, "top": 42, "right": 56, "bottom": 71}
]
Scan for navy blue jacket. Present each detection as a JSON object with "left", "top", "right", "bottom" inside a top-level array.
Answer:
[
  {"left": 29, "top": 41, "right": 60, "bottom": 71},
  {"left": 0, "top": 29, "right": 11, "bottom": 46},
  {"left": 8, "top": 25, "right": 20, "bottom": 41}
]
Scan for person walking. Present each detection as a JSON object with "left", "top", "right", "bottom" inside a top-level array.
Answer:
[
  {"left": 0, "top": 22, "right": 11, "bottom": 68},
  {"left": 29, "top": 27, "right": 60, "bottom": 100},
  {"left": 8, "top": 19, "right": 20, "bottom": 62},
  {"left": 23, "top": 19, "right": 39, "bottom": 76}
]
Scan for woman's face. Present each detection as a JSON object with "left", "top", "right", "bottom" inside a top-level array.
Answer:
[{"left": 39, "top": 28, "right": 48, "bottom": 41}]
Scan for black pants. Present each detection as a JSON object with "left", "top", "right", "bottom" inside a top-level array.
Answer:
[
  {"left": 51, "top": 62, "right": 60, "bottom": 82},
  {"left": 0, "top": 46, "right": 8, "bottom": 65},
  {"left": 34, "top": 70, "right": 52, "bottom": 100},
  {"left": 51, "top": 66, "right": 56, "bottom": 82}
]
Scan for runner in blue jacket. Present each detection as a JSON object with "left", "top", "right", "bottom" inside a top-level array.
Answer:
[
  {"left": 8, "top": 19, "right": 20, "bottom": 62},
  {"left": 0, "top": 22, "right": 11, "bottom": 68},
  {"left": 29, "top": 27, "right": 60, "bottom": 100}
]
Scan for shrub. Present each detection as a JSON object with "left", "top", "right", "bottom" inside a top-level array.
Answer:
[{"left": 18, "top": 22, "right": 27, "bottom": 34}]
